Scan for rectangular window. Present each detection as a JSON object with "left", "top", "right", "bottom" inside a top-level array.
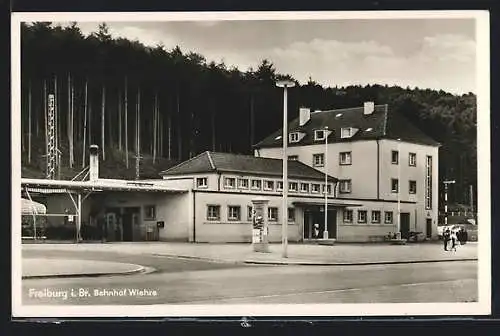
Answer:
[
  {"left": 314, "top": 129, "right": 326, "bottom": 141},
  {"left": 391, "top": 150, "right": 399, "bottom": 164},
  {"left": 143, "top": 205, "right": 156, "bottom": 220},
  {"left": 311, "top": 183, "right": 321, "bottom": 193},
  {"left": 343, "top": 210, "right": 353, "bottom": 223},
  {"left": 289, "top": 132, "right": 300, "bottom": 143},
  {"left": 251, "top": 179, "right": 262, "bottom": 190},
  {"left": 322, "top": 184, "right": 332, "bottom": 194},
  {"left": 238, "top": 178, "right": 249, "bottom": 189},
  {"left": 289, "top": 182, "right": 298, "bottom": 192},
  {"left": 288, "top": 208, "right": 295, "bottom": 222},
  {"left": 247, "top": 206, "right": 253, "bottom": 221},
  {"left": 207, "top": 205, "right": 220, "bottom": 221},
  {"left": 371, "top": 210, "right": 381, "bottom": 223},
  {"left": 339, "top": 179, "right": 352, "bottom": 193},
  {"left": 196, "top": 177, "right": 208, "bottom": 188},
  {"left": 339, "top": 151, "right": 352, "bottom": 165},
  {"left": 358, "top": 210, "right": 367, "bottom": 223},
  {"left": 409, "top": 153, "right": 417, "bottom": 166},
  {"left": 300, "top": 183, "right": 309, "bottom": 193},
  {"left": 277, "top": 181, "right": 283, "bottom": 191},
  {"left": 313, "top": 153, "right": 324, "bottom": 167},
  {"left": 224, "top": 177, "right": 236, "bottom": 189},
  {"left": 425, "top": 156, "right": 433, "bottom": 209},
  {"left": 384, "top": 211, "right": 393, "bottom": 224},
  {"left": 227, "top": 206, "right": 241, "bottom": 221},
  {"left": 264, "top": 180, "right": 274, "bottom": 191},
  {"left": 288, "top": 155, "right": 299, "bottom": 161},
  {"left": 391, "top": 178, "right": 399, "bottom": 193},
  {"left": 409, "top": 180, "right": 417, "bottom": 194},
  {"left": 341, "top": 127, "right": 352, "bottom": 138},
  {"left": 268, "top": 207, "right": 279, "bottom": 222}
]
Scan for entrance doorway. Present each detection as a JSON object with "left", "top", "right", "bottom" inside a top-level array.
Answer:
[
  {"left": 400, "top": 212, "right": 411, "bottom": 239},
  {"left": 303, "top": 209, "right": 337, "bottom": 240},
  {"left": 104, "top": 208, "right": 121, "bottom": 241},
  {"left": 123, "top": 207, "right": 140, "bottom": 241},
  {"left": 426, "top": 218, "right": 432, "bottom": 239}
]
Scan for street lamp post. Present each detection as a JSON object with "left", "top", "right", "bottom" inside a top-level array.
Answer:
[
  {"left": 443, "top": 180, "right": 456, "bottom": 226},
  {"left": 323, "top": 126, "right": 329, "bottom": 239},
  {"left": 396, "top": 138, "right": 401, "bottom": 238},
  {"left": 276, "top": 80, "right": 295, "bottom": 258}
]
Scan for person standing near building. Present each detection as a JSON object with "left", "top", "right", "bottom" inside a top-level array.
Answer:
[
  {"left": 314, "top": 223, "right": 320, "bottom": 239},
  {"left": 450, "top": 228, "right": 458, "bottom": 252},
  {"left": 443, "top": 228, "right": 451, "bottom": 251}
]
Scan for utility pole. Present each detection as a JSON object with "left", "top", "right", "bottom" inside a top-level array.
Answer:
[
  {"left": 443, "top": 180, "right": 456, "bottom": 226},
  {"left": 324, "top": 125, "right": 329, "bottom": 239}
]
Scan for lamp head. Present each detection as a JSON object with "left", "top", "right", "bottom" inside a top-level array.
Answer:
[{"left": 276, "top": 80, "right": 295, "bottom": 88}]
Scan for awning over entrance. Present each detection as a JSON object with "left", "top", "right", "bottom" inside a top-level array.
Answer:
[{"left": 293, "top": 201, "right": 363, "bottom": 209}]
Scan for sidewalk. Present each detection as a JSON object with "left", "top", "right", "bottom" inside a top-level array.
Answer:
[
  {"left": 22, "top": 258, "right": 147, "bottom": 279},
  {"left": 22, "top": 241, "right": 478, "bottom": 266}
]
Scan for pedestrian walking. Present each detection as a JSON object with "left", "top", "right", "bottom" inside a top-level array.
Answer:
[
  {"left": 450, "top": 228, "right": 458, "bottom": 252},
  {"left": 443, "top": 228, "right": 451, "bottom": 251}
]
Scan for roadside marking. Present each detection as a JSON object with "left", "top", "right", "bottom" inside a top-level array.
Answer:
[{"left": 178, "top": 278, "right": 477, "bottom": 304}]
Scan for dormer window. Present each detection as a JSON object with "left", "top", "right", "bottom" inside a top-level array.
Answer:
[
  {"left": 289, "top": 132, "right": 300, "bottom": 143},
  {"left": 341, "top": 127, "right": 354, "bottom": 138},
  {"left": 314, "top": 129, "right": 326, "bottom": 141}
]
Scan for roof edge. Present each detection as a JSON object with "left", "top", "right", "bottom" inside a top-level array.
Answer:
[{"left": 159, "top": 151, "right": 212, "bottom": 176}]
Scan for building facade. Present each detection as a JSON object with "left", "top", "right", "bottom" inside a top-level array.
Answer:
[
  {"left": 253, "top": 103, "right": 440, "bottom": 241},
  {"left": 21, "top": 103, "right": 439, "bottom": 243},
  {"left": 159, "top": 151, "right": 356, "bottom": 243}
]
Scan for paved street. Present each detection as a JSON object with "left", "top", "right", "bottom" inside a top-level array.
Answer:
[{"left": 21, "top": 250, "right": 477, "bottom": 305}]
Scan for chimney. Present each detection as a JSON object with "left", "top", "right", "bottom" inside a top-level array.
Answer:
[
  {"left": 299, "top": 107, "right": 311, "bottom": 126},
  {"left": 364, "top": 101, "right": 375, "bottom": 115},
  {"left": 89, "top": 145, "right": 99, "bottom": 182}
]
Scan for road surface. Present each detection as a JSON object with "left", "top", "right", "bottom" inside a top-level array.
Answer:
[{"left": 21, "top": 250, "right": 477, "bottom": 305}]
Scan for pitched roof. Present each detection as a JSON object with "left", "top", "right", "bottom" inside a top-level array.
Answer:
[
  {"left": 253, "top": 104, "right": 440, "bottom": 148},
  {"left": 159, "top": 151, "right": 338, "bottom": 182}
]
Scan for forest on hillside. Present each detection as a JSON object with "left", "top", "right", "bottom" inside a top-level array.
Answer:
[{"left": 19, "top": 22, "right": 477, "bottom": 207}]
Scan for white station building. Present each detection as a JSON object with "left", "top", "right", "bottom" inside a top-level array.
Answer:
[{"left": 21, "top": 102, "right": 440, "bottom": 243}]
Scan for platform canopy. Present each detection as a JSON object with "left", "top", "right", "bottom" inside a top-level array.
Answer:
[
  {"left": 21, "top": 178, "right": 188, "bottom": 194},
  {"left": 21, "top": 198, "right": 46, "bottom": 214}
]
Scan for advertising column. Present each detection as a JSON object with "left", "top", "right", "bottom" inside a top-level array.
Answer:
[{"left": 251, "top": 197, "right": 270, "bottom": 253}]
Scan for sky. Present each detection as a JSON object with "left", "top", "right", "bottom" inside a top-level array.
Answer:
[{"left": 62, "top": 17, "right": 477, "bottom": 95}]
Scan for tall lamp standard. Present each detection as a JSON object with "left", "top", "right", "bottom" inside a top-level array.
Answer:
[
  {"left": 276, "top": 79, "right": 295, "bottom": 258},
  {"left": 443, "top": 180, "right": 456, "bottom": 227},
  {"left": 323, "top": 126, "right": 329, "bottom": 239},
  {"left": 396, "top": 138, "right": 401, "bottom": 238}
]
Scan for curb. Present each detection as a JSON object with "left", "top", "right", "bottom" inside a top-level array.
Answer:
[
  {"left": 22, "top": 265, "right": 152, "bottom": 280},
  {"left": 243, "top": 258, "right": 479, "bottom": 266},
  {"left": 151, "top": 253, "right": 244, "bottom": 265},
  {"left": 152, "top": 253, "right": 477, "bottom": 266}
]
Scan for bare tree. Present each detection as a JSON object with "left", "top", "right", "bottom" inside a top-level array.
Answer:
[
  {"left": 153, "top": 91, "right": 158, "bottom": 163},
  {"left": 82, "top": 78, "right": 88, "bottom": 168},
  {"left": 135, "top": 88, "right": 141, "bottom": 179},
  {"left": 118, "top": 90, "right": 122, "bottom": 151},
  {"left": 101, "top": 85, "right": 106, "bottom": 160},
  {"left": 68, "top": 73, "right": 74, "bottom": 168},
  {"left": 167, "top": 113, "right": 171, "bottom": 160},
  {"left": 28, "top": 80, "right": 32, "bottom": 164},
  {"left": 124, "top": 77, "right": 129, "bottom": 168}
]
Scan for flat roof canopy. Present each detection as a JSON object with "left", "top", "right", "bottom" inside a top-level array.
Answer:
[{"left": 21, "top": 178, "right": 188, "bottom": 193}]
